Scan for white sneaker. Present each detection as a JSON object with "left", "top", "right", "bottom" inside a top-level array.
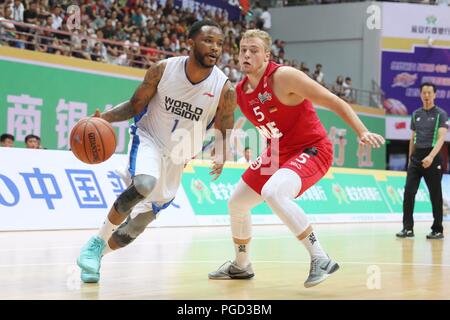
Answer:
[
  {"left": 208, "top": 261, "right": 255, "bottom": 280},
  {"left": 304, "top": 256, "right": 339, "bottom": 288}
]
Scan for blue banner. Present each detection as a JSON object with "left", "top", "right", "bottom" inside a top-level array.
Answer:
[
  {"left": 174, "top": 0, "right": 241, "bottom": 20},
  {"left": 381, "top": 46, "right": 450, "bottom": 115}
]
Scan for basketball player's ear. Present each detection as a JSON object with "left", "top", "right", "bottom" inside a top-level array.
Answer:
[{"left": 187, "top": 38, "right": 194, "bottom": 51}]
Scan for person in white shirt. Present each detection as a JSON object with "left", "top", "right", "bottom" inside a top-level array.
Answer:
[
  {"left": 10, "top": 0, "right": 24, "bottom": 22},
  {"left": 237, "top": 147, "right": 252, "bottom": 163},
  {"left": 260, "top": 6, "right": 271, "bottom": 32},
  {"left": 314, "top": 64, "right": 324, "bottom": 83},
  {"left": 147, "top": 0, "right": 158, "bottom": 11},
  {"left": 51, "top": 5, "right": 63, "bottom": 30},
  {"left": 77, "top": 20, "right": 236, "bottom": 284},
  {"left": 343, "top": 77, "right": 352, "bottom": 102}
]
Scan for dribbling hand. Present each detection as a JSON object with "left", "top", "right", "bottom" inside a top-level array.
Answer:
[{"left": 210, "top": 161, "right": 224, "bottom": 181}]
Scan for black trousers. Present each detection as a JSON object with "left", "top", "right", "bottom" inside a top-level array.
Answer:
[{"left": 403, "top": 148, "right": 443, "bottom": 232}]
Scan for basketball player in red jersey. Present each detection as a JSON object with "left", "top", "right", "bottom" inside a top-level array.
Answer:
[{"left": 209, "top": 30, "right": 385, "bottom": 288}]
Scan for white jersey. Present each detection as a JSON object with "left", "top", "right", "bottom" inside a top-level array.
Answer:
[{"left": 135, "top": 56, "right": 228, "bottom": 162}]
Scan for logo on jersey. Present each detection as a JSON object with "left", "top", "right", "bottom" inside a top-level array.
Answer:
[
  {"left": 203, "top": 92, "right": 215, "bottom": 98},
  {"left": 269, "top": 106, "right": 278, "bottom": 113},
  {"left": 249, "top": 98, "right": 259, "bottom": 106},
  {"left": 289, "top": 161, "right": 302, "bottom": 170},
  {"left": 258, "top": 91, "right": 272, "bottom": 104},
  {"left": 256, "top": 122, "right": 283, "bottom": 139},
  {"left": 250, "top": 156, "right": 262, "bottom": 170},
  {"left": 288, "top": 152, "right": 311, "bottom": 171},
  {"left": 165, "top": 96, "right": 203, "bottom": 121}
]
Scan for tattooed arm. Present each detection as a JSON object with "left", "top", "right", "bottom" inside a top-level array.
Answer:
[
  {"left": 210, "top": 81, "right": 237, "bottom": 180},
  {"left": 97, "top": 60, "right": 167, "bottom": 123}
]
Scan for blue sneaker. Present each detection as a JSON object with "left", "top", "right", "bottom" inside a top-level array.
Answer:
[
  {"left": 77, "top": 236, "right": 105, "bottom": 274},
  {"left": 81, "top": 269, "right": 100, "bottom": 283}
]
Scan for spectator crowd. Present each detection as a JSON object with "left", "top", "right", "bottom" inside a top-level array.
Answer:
[
  {"left": 0, "top": 0, "right": 353, "bottom": 92},
  {"left": 1, "top": 0, "right": 285, "bottom": 81},
  {"left": 0, "top": 0, "right": 356, "bottom": 147}
]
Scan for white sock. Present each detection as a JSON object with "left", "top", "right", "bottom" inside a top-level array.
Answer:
[
  {"left": 301, "top": 231, "right": 327, "bottom": 259},
  {"left": 234, "top": 242, "right": 251, "bottom": 268},
  {"left": 98, "top": 218, "right": 118, "bottom": 243},
  {"left": 102, "top": 242, "right": 114, "bottom": 256}
]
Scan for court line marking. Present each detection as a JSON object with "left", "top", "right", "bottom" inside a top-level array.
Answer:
[
  {"left": 0, "top": 235, "right": 298, "bottom": 252},
  {"left": 0, "top": 231, "right": 412, "bottom": 252},
  {"left": 1, "top": 260, "right": 450, "bottom": 268}
]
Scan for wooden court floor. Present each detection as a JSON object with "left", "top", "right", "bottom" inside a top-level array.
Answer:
[{"left": 1, "top": 222, "right": 449, "bottom": 300}]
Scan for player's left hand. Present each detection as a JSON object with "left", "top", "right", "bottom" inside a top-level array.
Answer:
[
  {"left": 210, "top": 161, "right": 224, "bottom": 181},
  {"left": 422, "top": 155, "right": 434, "bottom": 169},
  {"left": 359, "top": 131, "right": 385, "bottom": 148},
  {"left": 92, "top": 108, "right": 102, "bottom": 118}
]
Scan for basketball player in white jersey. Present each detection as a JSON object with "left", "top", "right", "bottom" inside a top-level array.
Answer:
[{"left": 77, "top": 20, "right": 235, "bottom": 283}]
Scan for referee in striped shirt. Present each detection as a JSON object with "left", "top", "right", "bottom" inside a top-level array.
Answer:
[{"left": 397, "top": 83, "right": 449, "bottom": 239}]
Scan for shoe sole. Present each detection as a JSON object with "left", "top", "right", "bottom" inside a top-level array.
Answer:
[
  {"left": 304, "top": 263, "right": 340, "bottom": 288},
  {"left": 426, "top": 237, "right": 444, "bottom": 240},
  {"left": 208, "top": 273, "right": 255, "bottom": 280},
  {"left": 81, "top": 273, "right": 100, "bottom": 283}
]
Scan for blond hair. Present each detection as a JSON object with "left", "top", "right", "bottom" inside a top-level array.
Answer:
[{"left": 241, "top": 29, "right": 272, "bottom": 52}]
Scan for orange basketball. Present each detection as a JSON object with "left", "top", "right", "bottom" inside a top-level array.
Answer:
[{"left": 70, "top": 117, "right": 117, "bottom": 164}]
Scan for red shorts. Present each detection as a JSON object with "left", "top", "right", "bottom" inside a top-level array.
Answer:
[{"left": 242, "top": 140, "right": 333, "bottom": 198}]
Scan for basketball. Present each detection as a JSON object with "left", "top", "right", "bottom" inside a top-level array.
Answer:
[{"left": 70, "top": 117, "right": 117, "bottom": 164}]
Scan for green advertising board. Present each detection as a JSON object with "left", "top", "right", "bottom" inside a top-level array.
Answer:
[
  {"left": 182, "top": 163, "right": 431, "bottom": 216},
  {"left": 0, "top": 52, "right": 138, "bottom": 152},
  {"left": 1, "top": 48, "right": 385, "bottom": 169},
  {"left": 231, "top": 106, "right": 386, "bottom": 170}
]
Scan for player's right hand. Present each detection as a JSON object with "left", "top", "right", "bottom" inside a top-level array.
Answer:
[{"left": 359, "top": 131, "right": 385, "bottom": 148}]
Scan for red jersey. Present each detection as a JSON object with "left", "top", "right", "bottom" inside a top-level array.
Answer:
[{"left": 236, "top": 61, "right": 329, "bottom": 153}]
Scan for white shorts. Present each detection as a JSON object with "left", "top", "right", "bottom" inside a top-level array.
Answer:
[{"left": 122, "top": 126, "right": 185, "bottom": 215}]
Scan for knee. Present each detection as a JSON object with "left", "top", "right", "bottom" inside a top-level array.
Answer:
[
  {"left": 228, "top": 193, "right": 240, "bottom": 212},
  {"left": 134, "top": 174, "right": 157, "bottom": 197},
  {"left": 114, "top": 182, "right": 148, "bottom": 215},
  {"left": 228, "top": 191, "right": 251, "bottom": 213},
  {"left": 261, "top": 184, "right": 278, "bottom": 204}
]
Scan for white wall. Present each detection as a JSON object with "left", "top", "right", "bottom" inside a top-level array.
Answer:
[{"left": 269, "top": 2, "right": 381, "bottom": 91}]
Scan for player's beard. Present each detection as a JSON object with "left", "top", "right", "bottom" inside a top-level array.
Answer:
[{"left": 194, "top": 49, "right": 215, "bottom": 68}]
